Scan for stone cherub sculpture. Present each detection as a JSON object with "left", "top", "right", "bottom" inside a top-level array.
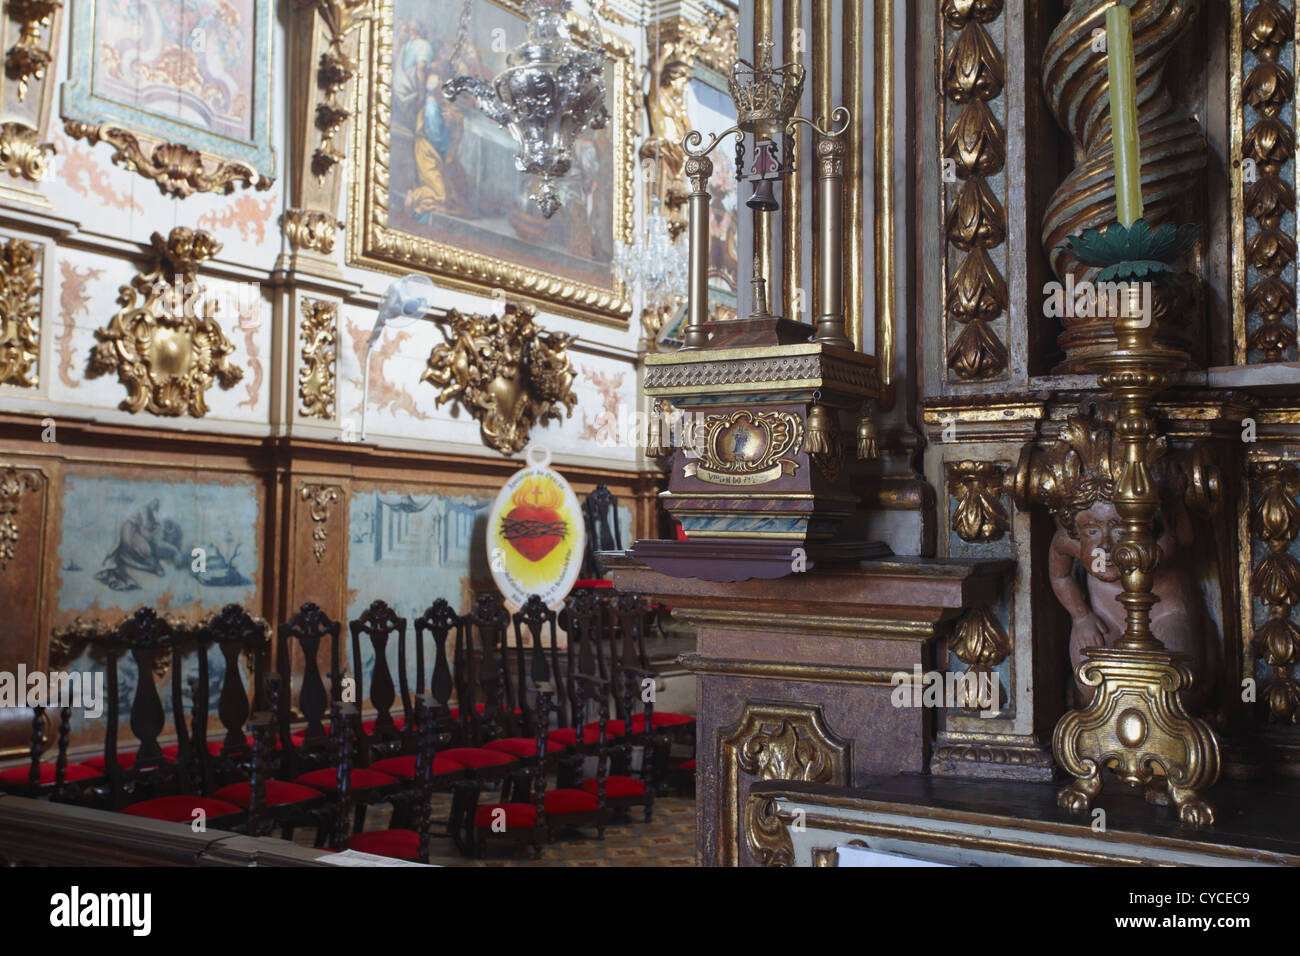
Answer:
[{"left": 1029, "top": 412, "right": 1218, "bottom": 710}]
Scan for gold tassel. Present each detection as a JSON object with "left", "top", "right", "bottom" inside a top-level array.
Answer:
[
  {"left": 857, "top": 410, "right": 878, "bottom": 460},
  {"left": 804, "top": 403, "right": 835, "bottom": 456}
]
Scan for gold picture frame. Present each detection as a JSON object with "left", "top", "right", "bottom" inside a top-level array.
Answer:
[{"left": 347, "top": 0, "right": 635, "bottom": 328}]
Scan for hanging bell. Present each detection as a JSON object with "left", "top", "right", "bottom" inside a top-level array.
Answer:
[
  {"left": 804, "top": 403, "right": 835, "bottom": 456},
  {"left": 746, "top": 177, "right": 779, "bottom": 212},
  {"left": 857, "top": 409, "right": 879, "bottom": 460}
]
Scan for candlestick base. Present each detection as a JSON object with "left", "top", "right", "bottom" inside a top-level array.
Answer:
[{"left": 1054, "top": 646, "right": 1220, "bottom": 827}]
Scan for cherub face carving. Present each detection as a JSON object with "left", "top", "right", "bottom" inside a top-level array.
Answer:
[{"left": 1074, "top": 500, "right": 1122, "bottom": 583}]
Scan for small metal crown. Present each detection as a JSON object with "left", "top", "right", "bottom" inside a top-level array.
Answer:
[{"left": 728, "top": 39, "right": 806, "bottom": 137}]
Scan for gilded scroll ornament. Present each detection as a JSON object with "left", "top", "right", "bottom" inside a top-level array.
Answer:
[
  {"left": 941, "top": 0, "right": 1008, "bottom": 381},
  {"left": 720, "top": 702, "right": 849, "bottom": 867},
  {"left": 950, "top": 603, "right": 1010, "bottom": 670},
  {"left": 1249, "top": 459, "right": 1300, "bottom": 722},
  {"left": 0, "top": 237, "right": 41, "bottom": 388},
  {"left": 0, "top": 121, "right": 52, "bottom": 182},
  {"left": 947, "top": 460, "right": 1008, "bottom": 543},
  {"left": 86, "top": 228, "right": 243, "bottom": 417},
  {"left": 1240, "top": 1, "right": 1298, "bottom": 362},
  {"left": 420, "top": 301, "right": 577, "bottom": 457},
  {"left": 299, "top": 483, "right": 340, "bottom": 563},
  {"left": 63, "top": 122, "right": 272, "bottom": 199},
  {"left": 0, "top": 466, "right": 38, "bottom": 570},
  {"left": 282, "top": 208, "right": 342, "bottom": 255},
  {"left": 4, "top": 0, "right": 61, "bottom": 101},
  {"left": 298, "top": 299, "right": 337, "bottom": 419},
  {"left": 744, "top": 795, "right": 794, "bottom": 867}
]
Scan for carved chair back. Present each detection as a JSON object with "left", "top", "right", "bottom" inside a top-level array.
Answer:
[
  {"left": 97, "top": 608, "right": 189, "bottom": 808},
  {"left": 562, "top": 588, "right": 609, "bottom": 729},
  {"left": 511, "top": 595, "right": 564, "bottom": 735},
  {"left": 413, "top": 599, "right": 460, "bottom": 733},
  {"left": 349, "top": 599, "right": 408, "bottom": 758},
  {"left": 580, "top": 484, "right": 621, "bottom": 579},
  {"left": 276, "top": 602, "right": 342, "bottom": 776},
  {"left": 460, "top": 593, "right": 514, "bottom": 745},
  {"left": 191, "top": 604, "right": 268, "bottom": 790}
]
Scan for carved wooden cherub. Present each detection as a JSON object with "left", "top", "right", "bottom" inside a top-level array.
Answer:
[{"left": 1035, "top": 414, "right": 1217, "bottom": 709}]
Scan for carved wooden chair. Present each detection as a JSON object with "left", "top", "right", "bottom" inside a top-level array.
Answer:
[
  {"left": 0, "top": 620, "right": 105, "bottom": 800},
  {"left": 577, "top": 483, "right": 621, "bottom": 583},
  {"left": 276, "top": 603, "right": 398, "bottom": 834},
  {"left": 345, "top": 694, "right": 443, "bottom": 862},
  {"left": 349, "top": 599, "right": 409, "bottom": 759},
  {"left": 478, "top": 596, "right": 567, "bottom": 766},
  {"left": 470, "top": 640, "right": 605, "bottom": 858},
  {"left": 438, "top": 594, "right": 525, "bottom": 785},
  {"left": 97, "top": 609, "right": 245, "bottom": 829},
  {"left": 608, "top": 592, "right": 695, "bottom": 745},
  {"left": 187, "top": 603, "right": 268, "bottom": 793}
]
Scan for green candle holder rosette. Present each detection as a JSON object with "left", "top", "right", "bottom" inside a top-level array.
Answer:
[{"left": 1061, "top": 218, "right": 1200, "bottom": 284}]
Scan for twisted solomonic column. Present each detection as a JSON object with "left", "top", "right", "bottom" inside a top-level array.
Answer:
[{"left": 1041, "top": 0, "right": 1206, "bottom": 371}]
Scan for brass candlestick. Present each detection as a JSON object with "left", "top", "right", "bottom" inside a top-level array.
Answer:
[{"left": 1049, "top": 220, "right": 1220, "bottom": 825}]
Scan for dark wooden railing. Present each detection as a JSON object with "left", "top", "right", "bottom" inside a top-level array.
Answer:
[{"left": 0, "top": 794, "right": 330, "bottom": 867}]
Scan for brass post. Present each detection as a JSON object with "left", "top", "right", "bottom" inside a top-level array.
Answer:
[
  {"left": 754, "top": 0, "right": 774, "bottom": 306},
  {"left": 873, "top": 0, "right": 896, "bottom": 403},
  {"left": 843, "top": 0, "right": 863, "bottom": 350},
  {"left": 682, "top": 153, "right": 714, "bottom": 350},
  {"left": 782, "top": 0, "right": 803, "bottom": 323},
  {"left": 813, "top": 131, "right": 852, "bottom": 348},
  {"left": 811, "top": 0, "right": 832, "bottom": 324}
]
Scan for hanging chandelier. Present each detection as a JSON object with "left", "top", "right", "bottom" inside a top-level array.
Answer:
[
  {"left": 615, "top": 197, "right": 688, "bottom": 333},
  {"left": 443, "top": 0, "right": 609, "bottom": 219}
]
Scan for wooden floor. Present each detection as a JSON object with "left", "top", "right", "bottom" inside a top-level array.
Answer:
[{"left": 292, "top": 791, "right": 698, "bottom": 867}]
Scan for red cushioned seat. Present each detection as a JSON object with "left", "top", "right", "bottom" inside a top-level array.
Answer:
[
  {"left": 160, "top": 740, "right": 229, "bottom": 761},
  {"left": 482, "top": 737, "right": 564, "bottom": 757},
  {"left": 212, "top": 779, "right": 323, "bottom": 808},
  {"left": 0, "top": 762, "right": 99, "bottom": 785},
  {"left": 79, "top": 751, "right": 142, "bottom": 772},
  {"left": 474, "top": 802, "right": 537, "bottom": 829},
  {"left": 346, "top": 829, "right": 422, "bottom": 861},
  {"left": 581, "top": 775, "right": 647, "bottom": 799},
  {"left": 630, "top": 712, "right": 694, "bottom": 731},
  {"left": 439, "top": 748, "right": 517, "bottom": 770},
  {"left": 573, "top": 579, "right": 613, "bottom": 588},
  {"left": 547, "top": 722, "right": 624, "bottom": 746},
  {"left": 121, "top": 795, "right": 242, "bottom": 823},
  {"left": 546, "top": 789, "right": 600, "bottom": 814},
  {"left": 448, "top": 704, "right": 522, "bottom": 720},
  {"left": 361, "top": 716, "right": 405, "bottom": 735},
  {"left": 294, "top": 767, "right": 397, "bottom": 791},
  {"left": 680, "top": 758, "right": 696, "bottom": 771},
  {"left": 370, "top": 755, "right": 465, "bottom": 778}
]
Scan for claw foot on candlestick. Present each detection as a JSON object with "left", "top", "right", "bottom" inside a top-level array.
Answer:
[{"left": 1057, "top": 774, "right": 1102, "bottom": 814}]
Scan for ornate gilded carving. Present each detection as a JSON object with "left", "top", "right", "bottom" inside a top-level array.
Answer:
[
  {"left": 0, "top": 121, "right": 52, "bottom": 182},
  {"left": 1248, "top": 459, "right": 1300, "bottom": 722},
  {"left": 744, "top": 796, "right": 794, "bottom": 867},
  {"left": 1239, "top": 1, "right": 1298, "bottom": 362},
  {"left": 296, "top": 0, "right": 370, "bottom": 181},
  {"left": 682, "top": 409, "right": 803, "bottom": 486},
  {"left": 0, "top": 466, "right": 38, "bottom": 571},
  {"left": 282, "top": 208, "right": 342, "bottom": 255},
  {"left": 0, "top": 237, "right": 41, "bottom": 388},
  {"left": 298, "top": 299, "right": 337, "bottom": 419},
  {"left": 62, "top": 122, "right": 272, "bottom": 199},
  {"left": 950, "top": 603, "right": 1010, "bottom": 670},
  {"left": 421, "top": 301, "right": 577, "bottom": 457},
  {"left": 299, "top": 483, "right": 339, "bottom": 563},
  {"left": 86, "top": 228, "right": 243, "bottom": 417},
  {"left": 719, "top": 702, "right": 849, "bottom": 867},
  {"left": 941, "top": 0, "right": 1008, "bottom": 381},
  {"left": 1041, "top": 0, "right": 1206, "bottom": 371},
  {"left": 947, "top": 460, "right": 1008, "bottom": 542},
  {"left": 4, "top": 0, "right": 60, "bottom": 101}
]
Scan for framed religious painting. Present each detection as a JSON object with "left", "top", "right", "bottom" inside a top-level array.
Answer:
[
  {"left": 348, "top": 0, "right": 635, "bottom": 328},
  {"left": 61, "top": 0, "right": 276, "bottom": 197}
]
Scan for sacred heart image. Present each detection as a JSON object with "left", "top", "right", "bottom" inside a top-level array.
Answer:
[
  {"left": 502, "top": 479, "right": 567, "bottom": 563},
  {"left": 487, "top": 445, "right": 585, "bottom": 610}
]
